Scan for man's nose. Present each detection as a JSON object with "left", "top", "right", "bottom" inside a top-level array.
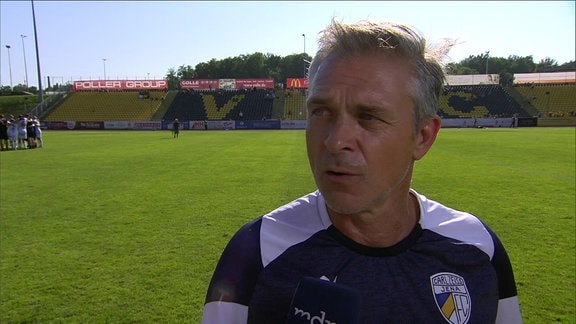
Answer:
[{"left": 324, "top": 115, "right": 357, "bottom": 153}]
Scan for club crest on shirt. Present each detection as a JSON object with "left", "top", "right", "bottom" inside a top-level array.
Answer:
[{"left": 430, "top": 272, "right": 471, "bottom": 324}]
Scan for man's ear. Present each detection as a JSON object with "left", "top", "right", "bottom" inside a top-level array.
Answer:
[{"left": 413, "top": 117, "right": 441, "bottom": 161}]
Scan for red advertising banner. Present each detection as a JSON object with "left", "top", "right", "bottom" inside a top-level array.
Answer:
[
  {"left": 180, "top": 78, "right": 274, "bottom": 90},
  {"left": 73, "top": 80, "right": 168, "bottom": 91},
  {"left": 286, "top": 78, "right": 309, "bottom": 89},
  {"left": 235, "top": 79, "right": 274, "bottom": 89}
]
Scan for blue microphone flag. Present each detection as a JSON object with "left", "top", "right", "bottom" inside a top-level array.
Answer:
[{"left": 286, "top": 276, "right": 362, "bottom": 323}]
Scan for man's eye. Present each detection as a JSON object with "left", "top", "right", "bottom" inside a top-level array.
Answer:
[
  {"left": 310, "top": 108, "right": 328, "bottom": 117},
  {"left": 359, "top": 113, "right": 376, "bottom": 121}
]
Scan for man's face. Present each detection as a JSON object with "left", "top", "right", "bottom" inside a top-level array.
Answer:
[{"left": 306, "top": 53, "right": 428, "bottom": 216}]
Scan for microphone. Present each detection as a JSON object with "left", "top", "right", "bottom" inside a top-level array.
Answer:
[{"left": 286, "top": 276, "right": 362, "bottom": 324}]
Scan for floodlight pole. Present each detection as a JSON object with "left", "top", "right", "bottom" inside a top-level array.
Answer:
[
  {"left": 5, "top": 45, "right": 13, "bottom": 87},
  {"left": 21, "top": 34, "right": 29, "bottom": 88},
  {"left": 102, "top": 58, "right": 107, "bottom": 80},
  {"left": 485, "top": 51, "right": 490, "bottom": 74},
  {"left": 302, "top": 33, "right": 306, "bottom": 77},
  {"left": 31, "top": 0, "right": 43, "bottom": 103}
]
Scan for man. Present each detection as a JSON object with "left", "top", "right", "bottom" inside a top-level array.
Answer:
[
  {"left": 202, "top": 19, "right": 522, "bottom": 323},
  {"left": 0, "top": 114, "right": 8, "bottom": 151},
  {"left": 26, "top": 116, "right": 37, "bottom": 149},
  {"left": 172, "top": 118, "right": 180, "bottom": 138},
  {"left": 33, "top": 116, "right": 43, "bottom": 148},
  {"left": 8, "top": 115, "right": 18, "bottom": 150},
  {"left": 18, "top": 115, "right": 28, "bottom": 149}
]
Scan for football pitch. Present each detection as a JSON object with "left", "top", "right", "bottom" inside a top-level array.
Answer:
[{"left": 1, "top": 127, "right": 574, "bottom": 323}]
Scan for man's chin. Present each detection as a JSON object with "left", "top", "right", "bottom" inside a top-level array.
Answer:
[{"left": 323, "top": 192, "right": 368, "bottom": 216}]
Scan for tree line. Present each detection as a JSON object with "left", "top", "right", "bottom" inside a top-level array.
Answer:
[
  {"left": 164, "top": 52, "right": 313, "bottom": 90},
  {"left": 166, "top": 52, "right": 575, "bottom": 88},
  {"left": 446, "top": 54, "right": 575, "bottom": 85}
]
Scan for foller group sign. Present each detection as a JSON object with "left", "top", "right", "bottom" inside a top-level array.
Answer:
[{"left": 73, "top": 80, "right": 168, "bottom": 91}]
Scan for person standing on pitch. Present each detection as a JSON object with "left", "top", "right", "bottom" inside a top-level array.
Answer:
[
  {"left": 8, "top": 115, "right": 18, "bottom": 150},
  {"left": 0, "top": 114, "right": 8, "bottom": 151},
  {"left": 18, "top": 115, "right": 28, "bottom": 149},
  {"left": 202, "top": 19, "right": 522, "bottom": 323},
  {"left": 172, "top": 118, "right": 180, "bottom": 138},
  {"left": 33, "top": 116, "right": 43, "bottom": 148}
]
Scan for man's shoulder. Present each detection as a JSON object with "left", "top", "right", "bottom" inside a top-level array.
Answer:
[
  {"left": 414, "top": 190, "right": 497, "bottom": 258},
  {"left": 258, "top": 191, "right": 330, "bottom": 267},
  {"left": 261, "top": 190, "right": 329, "bottom": 232}
]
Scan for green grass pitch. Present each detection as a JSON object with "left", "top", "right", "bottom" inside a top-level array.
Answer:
[{"left": 1, "top": 127, "right": 574, "bottom": 323}]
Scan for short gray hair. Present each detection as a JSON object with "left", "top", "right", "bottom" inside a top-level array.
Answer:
[{"left": 308, "top": 19, "right": 451, "bottom": 127}]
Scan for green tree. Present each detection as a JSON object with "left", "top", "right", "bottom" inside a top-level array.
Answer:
[
  {"left": 557, "top": 60, "right": 575, "bottom": 71},
  {"left": 12, "top": 84, "right": 37, "bottom": 94},
  {"left": 506, "top": 55, "right": 536, "bottom": 73},
  {"left": 0, "top": 85, "right": 12, "bottom": 95},
  {"left": 195, "top": 59, "right": 219, "bottom": 78},
  {"left": 265, "top": 53, "right": 283, "bottom": 82},
  {"left": 445, "top": 63, "right": 478, "bottom": 75},
  {"left": 458, "top": 54, "right": 488, "bottom": 74},
  {"left": 535, "top": 57, "right": 559, "bottom": 72},
  {"left": 176, "top": 64, "right": 196, "bottom": 79},
  {"left": 164, "top": 68, "right": 179, "bottom": 90},
  {"left": 219, "top": 57, "right": 241, "bottom": 78},
  {"left": 243, "top": 52, "right": 269, "bottom": 78},
  {"left": 282, "top": 54, "right": 310, "bottom": 79}
]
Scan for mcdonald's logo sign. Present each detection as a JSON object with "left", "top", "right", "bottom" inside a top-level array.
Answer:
[
  {"left": 289, "top": 78, "right": 302, "bottom": 88},
  {"left": 286, "top": 78, "right": 308, "bottom": 89}
]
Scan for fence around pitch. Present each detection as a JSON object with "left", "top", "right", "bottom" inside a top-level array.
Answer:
[{"left": 40, "top": 118, "right": 550, "bottom": 130}]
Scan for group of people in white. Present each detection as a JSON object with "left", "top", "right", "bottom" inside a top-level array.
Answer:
[{"left": 0, "top": 114, "right": 43, "bottom": 151}]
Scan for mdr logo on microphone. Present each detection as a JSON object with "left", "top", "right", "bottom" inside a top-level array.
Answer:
[{"left": 286, "top": 277, "right": 361, "bottom": 324}]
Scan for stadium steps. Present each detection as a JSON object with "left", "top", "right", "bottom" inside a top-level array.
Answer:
[
  {"left": 505, "top": 86, "right": 540, "bottom": 117},
  {"left": 282, "top": 89, "right": 307, "bottom": 120},
  {"left": 152, "top": 90, "right": 177, "bottom": 120},
  {"left": 271, "top": 89, "right": 285, "bottom": 119}
]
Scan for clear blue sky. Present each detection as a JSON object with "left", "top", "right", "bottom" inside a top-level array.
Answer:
[{"left": 1, "top": 1, "right": 574, "bottom": 88}]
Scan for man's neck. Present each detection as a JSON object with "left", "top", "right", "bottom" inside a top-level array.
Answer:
[{"left": 328, "top": 192, "right": 421, "bottom": 248}]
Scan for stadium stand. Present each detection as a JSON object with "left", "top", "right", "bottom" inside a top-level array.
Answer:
[
  {"left": 41, "top": 74, "right": 574, "bottom": 127},
  {"left": 513, "top": 83, "right": 576, "bottom": 117},
  {"left": 162, "top": 89, "right": 274, "bottom": 121},
  {"left": 164, "top": 90, "right": 207, "bottom": 121},
  {"left": 44, "top": 90, "right": 166, "bottom": 121},
  {"left": 439, "top": 85, "right": 530, "bottom": 118}
]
